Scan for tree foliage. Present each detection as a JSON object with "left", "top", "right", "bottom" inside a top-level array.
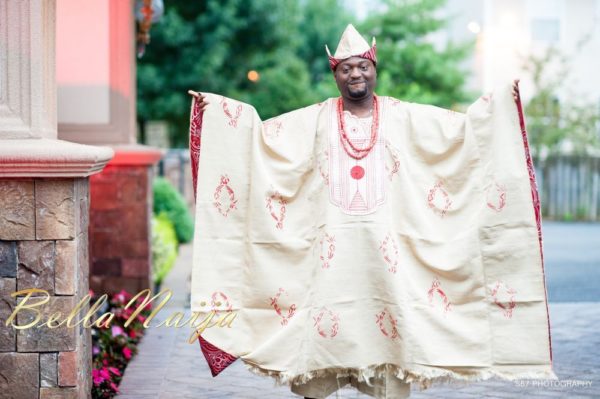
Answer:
[
  {"left": 137, "top": 0, "right": 470, "bottom": 146},
  {"left": 523, "top": 47, "right": 600, "bottom": 156},
  {"left": 360, "top": 0, "right": 471, "bottom": 107}
]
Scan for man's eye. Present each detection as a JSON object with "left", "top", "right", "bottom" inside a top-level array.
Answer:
[{"left": 361, "top": 66, "right": 368, "bottom": 71}]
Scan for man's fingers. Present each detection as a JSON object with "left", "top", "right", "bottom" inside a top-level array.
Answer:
[{"left": 187, "top": 90, "right": 206, "bottom": 100}]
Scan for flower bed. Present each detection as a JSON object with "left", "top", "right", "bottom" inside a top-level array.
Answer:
[{"left": 91, "top": 289, "right": 153, "bottom": 398}]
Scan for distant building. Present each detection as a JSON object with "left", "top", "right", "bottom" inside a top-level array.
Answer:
[{"left": 433, "top": 0, "right": 600, "bottom": 104}]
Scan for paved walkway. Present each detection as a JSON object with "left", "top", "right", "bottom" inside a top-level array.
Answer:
[{"left": 117, "top": 240, "right": 600, "bottom": 398}]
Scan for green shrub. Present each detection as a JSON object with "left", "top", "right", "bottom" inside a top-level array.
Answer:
[
  {"left": 151, "top": 213, "right": 178, "bottom": 286},
  {"left": 153, "top": 177, "right": 194, "bottom": 243}
]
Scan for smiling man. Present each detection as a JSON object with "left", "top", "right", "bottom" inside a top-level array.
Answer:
[{"left": 186, "top": 24, "right": 555, "bottom": 399}]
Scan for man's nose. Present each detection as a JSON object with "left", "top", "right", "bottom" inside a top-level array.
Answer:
[{"left": 350, "top": 68, "right": 361, "bottom": 78}]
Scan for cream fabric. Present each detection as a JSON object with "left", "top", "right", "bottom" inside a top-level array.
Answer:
[
  {"left": 190, "top": 85, "right": 557, "bottom": 396},
  {"left": 325, "top": 23, "right": 375, "bottom": 60}
]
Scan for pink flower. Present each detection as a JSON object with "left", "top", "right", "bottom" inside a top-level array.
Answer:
[
  {"left": 99, "top": 367, "right": 111, "bottom": 381},
  {"left": 122, "top": 347, "right": 132, "bottom": 360},
  {"left": 137, "top": 315, "right": 146, "bottom": 323},
  {"left": 92, "top": 346, "right": 100, "bottom": 355},
  {"left": 108, "top": 367, "right": 121, "bottom": 376},
  {"left": 92, "top": 369, "right": 105, "bottom": 385},
  {"left": 114, "top": 292, "right": 125, "bottom": 304},
  {"left": 110, "top": 381, "right": 120, "bottom": 392},
  {"left": 111, "top": 325, "right": 125, "bottom": 337},
  {"left": 129, "top": 329, "right": 137, "bottom": 339}
]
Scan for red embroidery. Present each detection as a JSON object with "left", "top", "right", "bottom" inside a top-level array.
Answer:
[
  {"left": 385, "top": 141, "right": 401, "bottom": 181},
  {"left": 265, "top": 191, "right": 287, "bottom": 229},
  {"left": 390, "top": 98, "right": 402, "bottom": 107},
  {"left": 490, "top": 280, "right": 517, "bottom": 319},
  {"left": 427, "top": 180, "right": 452, "bottom": 218},
  {"left": 313, "top": 307, "right": 340, "bottom": 338},
  {"left": 198, "top": 335, "right": 238, "bottom": 377},
  {"left": 211, "top": 291, "right": 233, "bottom": 313},
  {"left": 213, "top": 175, "right": 238, "bottom": 217},
  {"left": 375, "top": 307, "right": 399, "bottom": 339},
  {"left": 263, "top": 119, "right": 283, "bottom": 140},
  {"left": 379, "top": 233, "right": 399, "bottom": 274},
  {"left": 197, "top": 291, "right": 237, "bottom": 376},
  {"left": 329, "top": 43, "right": 377, "bottom": 71},
  {"left": 350, "top": 165, "right": 365, "bottom": 180},
  {"left": 221, "top": 98, "right": 242, "bottom": 128},
  {"left": 319, "top": 233, "right": 336, "bottom": 269},
  {"left": 269, "top": 288, "right": 297, "bottom": 326},
  {"left": 515, "top": 90, "right": 552, "bottom": 362},
  {"left": 189, "top": 98, "right": 204, "bottom": 203},
  {"left": 318, "top": 150, "right": 329, "bottom": 185},
  {"left": 486, "top": 180, "right": 507, "bottom": 212},
  {"left": 428, "top": 277, "right": 452, "bottom": 314}
]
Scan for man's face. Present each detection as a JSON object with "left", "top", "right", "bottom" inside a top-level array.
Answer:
[{"left": 334, "top": 57, "right": 377, "bottom": 100}]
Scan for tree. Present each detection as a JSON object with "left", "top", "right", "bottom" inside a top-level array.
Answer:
[
  {"left": 137, "top": 0, "right": 350, "bottom": 146},
  {"left": 138, "top": 0, "right": 472, "bottom": 146},
  {"left": 523, "top": 47, "right": 600, "bottom": 156},
  {"left": 360, "top": 0, "right": 472, "bottom": 108}
]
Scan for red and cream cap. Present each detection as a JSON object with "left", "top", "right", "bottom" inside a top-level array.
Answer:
[{"left": 326, "top": 24, "right": 377, "bottom": 71}]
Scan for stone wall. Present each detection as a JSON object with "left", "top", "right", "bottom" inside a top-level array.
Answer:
[{"left": 0, "top": 178, "right": 92, "bottom": 398}]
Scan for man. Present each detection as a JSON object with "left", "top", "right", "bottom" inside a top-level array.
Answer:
[{"left": 187, "top": 25, "right": 555, "bottom": 399}]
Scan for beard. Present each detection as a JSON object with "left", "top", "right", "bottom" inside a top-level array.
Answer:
[{"left": 348, "top": 84, "right": 368, "bottom": 98}]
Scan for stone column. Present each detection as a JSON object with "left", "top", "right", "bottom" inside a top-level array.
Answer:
[{"left": 0, "top": 1, "right": 113, "bottom": 398}]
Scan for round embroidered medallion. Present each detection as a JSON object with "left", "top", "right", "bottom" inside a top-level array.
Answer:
[{"left": 350, "top": 165, "right": 365, "bottom": 180}]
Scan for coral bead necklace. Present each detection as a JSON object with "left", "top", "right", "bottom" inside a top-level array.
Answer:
[{"left": 337, "top": 95, "right": 379, "bottom": 160}]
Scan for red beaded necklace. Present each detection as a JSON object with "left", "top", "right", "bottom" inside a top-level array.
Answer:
[{"left": 337, "top": 95, "right": 379, "bottom": 160}]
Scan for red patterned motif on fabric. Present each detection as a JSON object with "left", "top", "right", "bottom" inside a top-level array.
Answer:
[
  {"left": 319, "top": 233, "right": 336, "bottom": 269},
  {"left": 198, "top": 335, "right": 238, "bottom": 377},
  {"left": 486, "top": 180, "right": 507, "bottom": 212},
  {"left": 213, "top": 175, "right": 238, "bottom": 217},
  {"left": 385, "top": 141, "right": 401, "bottom": 181},
  {"left": 265, "top": 191, "right": 287, "bottom": 229},
  {"left": 211, "top": 291, "right": 233, "bottom": 312},
  {"left": 313, "top": 307, "right": 340, "bottom": 338},
  {"left": 263, "top": 118, "right": 283, "bottom": 140},
  {"left": 427, "top": 181, "right": 452, "bottom": 218},
  {"left": 221, "top": 98, "right": 242, "bottom": 127},
  {"left": 379, "top": 232, "right": 399, "bottom": 274},
  {"left": 189, "top": 98, "right": 204, "bottom": 203},
  {"left": 318, "top": 150, "right": 330, "bottom": 185},
  {"left": 375, "top": 307, "right": 399, "bottom": 339},
  {"left": 490, "top": 280, "right": 517, "bottom": 319},
  {"left": 328, "top": 44, "right": 377, "bottom": 71},
  {"left": 269, "top": 288, "right": 297, "bottom": 326},
  {"left": 515, "top": 90, "right": 553, "bottom": 363},
  {"left": 428, "top": 277, "right": 452, "bottom": 314}
]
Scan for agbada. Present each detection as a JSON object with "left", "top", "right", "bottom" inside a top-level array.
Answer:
[{"left": 187, "top": 24, "right": 556, "bottom": 399}]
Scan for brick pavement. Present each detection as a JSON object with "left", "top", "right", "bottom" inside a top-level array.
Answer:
[{"left": 116, "top": 244, "right": 599, "bottom": 399}]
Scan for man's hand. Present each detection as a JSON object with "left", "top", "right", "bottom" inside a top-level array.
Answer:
[
  {"left": 512, "top": 79, "right": 520, "bottom": 102},
  {"left": 187, "top": 90, "right": 209, "bottom": 111}
]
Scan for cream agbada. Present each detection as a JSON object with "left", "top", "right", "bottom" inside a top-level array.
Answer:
[{"left": 187, "top": 82, "right": 556, "bottom": 394}]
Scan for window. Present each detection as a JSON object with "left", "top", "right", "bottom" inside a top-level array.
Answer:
[{"left": 531, "top": 18, "right": 560, "bottom": 42}]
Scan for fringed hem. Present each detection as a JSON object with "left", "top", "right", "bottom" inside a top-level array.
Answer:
[{"left": 242, "top": 361, "right": 558, "bottom": 390}]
